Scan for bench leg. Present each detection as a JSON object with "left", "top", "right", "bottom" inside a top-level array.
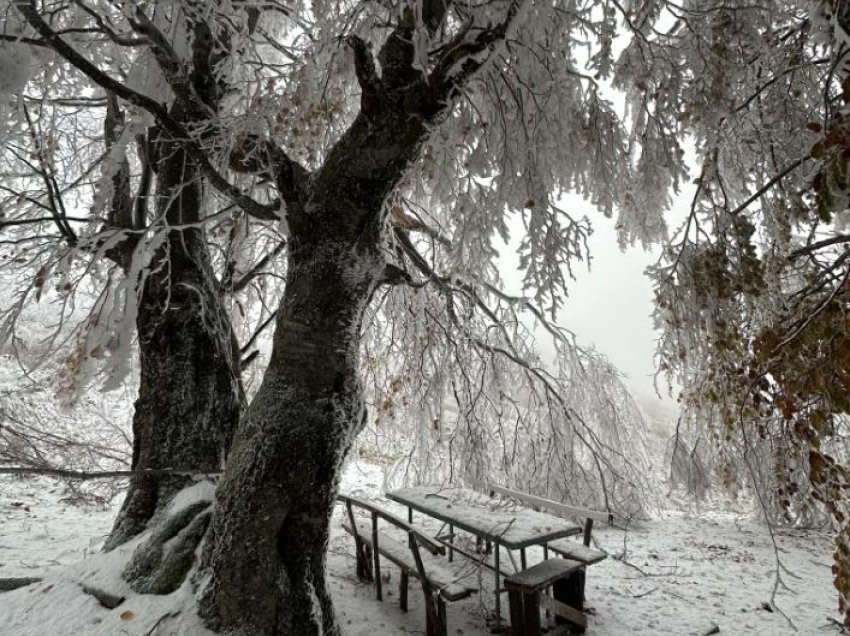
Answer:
[
  {"left": 508, "top": 590, "right": 524, "bottom": 636},
  {"left": 424, "top": 594, "right": 447, "bottom": 636},
  {"left": 542, "top": 545, "right": 550, "bottom": 619},
  {"left": 373, "top": 550, "right": 382, "bottom": 601},
  {"left": 354, "top": 539, "right": 371, "bottom": 581},
  {"left": 522, "top": 591, "right": 541, "bottom": 635},
  {"left": 399, "top": 571, "right": 408, "bottom": 612},
  {"left": 494, "top": 544, "right": 501, "bottom": 631},
  {"left": 552, "top": 568, "right": 586, "bottom": 633},
  {"left": 362, "top": 545, "right": 374, "bottom": 581}
]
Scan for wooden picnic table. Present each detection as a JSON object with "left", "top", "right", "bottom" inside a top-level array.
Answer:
[{"left": 385, "top": 485, "right": 582, "bottom": 629}]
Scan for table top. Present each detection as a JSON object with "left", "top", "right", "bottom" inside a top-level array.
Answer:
[{"left": 386, "top": 485, "right": 582, "bottom": 549}]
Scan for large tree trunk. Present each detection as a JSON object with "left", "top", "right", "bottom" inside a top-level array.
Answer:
[
  {"left": 194, "top": 8, "right": 455, "bottom": 631},
  {"left": 103, "top": 10, "right": 244, "bottom": 550},
  {"left": 106, "top": 122, "right": 242, "bottom": 551},
  {"left": 197, "top": 228, "right": 382, "bottom": 635}
]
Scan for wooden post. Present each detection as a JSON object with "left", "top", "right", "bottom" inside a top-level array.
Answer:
[
  {"left": 437, "top": 597, "right": 447, "bottom": 636},
  {"left": 543, "top": 544, "right": 550, "bottom": 619},
  {"left": 521, "top": 590, "right": 541, "bottom": 635},
  {"left": 371, "top": 512, "right": 382, "bottom": 601},
  {"left": 448, "top": 524, "right": 454, "bottom": 563},
  {"left": 408, "top": 506, "right": 413, "bottom": 523},
  {"left": 346, "top": 500, "right": 369, "bottom": 581},
  {"left": 508, "top": 590, "right": 524, "bottom": 636},
  {"left": 363, "top": 545, "right": 374, "bottom": 579},
  {"left": 399, "top": 570, "right": 408, "bottom": 612},
  {"left": 410, "top": 535, "right": 444, "bottom": 636},
  {"left": 552, "top": 568, "right": 585, "bottom": 631},
  {"left": 583, "top": 518, "right": 594, "bottom": 547},
  {"left": 520, "top": 548, "right": 527, "bottom": 571},
  {"left": 494, "top": 543, "right": 501, "bottom": 631}
]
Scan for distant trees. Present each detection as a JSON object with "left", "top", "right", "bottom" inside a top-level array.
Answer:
[{"left": 2, "top": 0, "right": 850, "bottom": 632}]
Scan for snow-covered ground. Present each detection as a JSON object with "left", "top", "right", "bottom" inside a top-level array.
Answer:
[{"left": 0, "top": 460, "right": 841, "bottom": 635}]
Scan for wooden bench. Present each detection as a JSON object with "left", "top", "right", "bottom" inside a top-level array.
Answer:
[
  {"left": 504, "top": 558, "right": 587, "bottom": 635},
  {"left": 473, "top": 482, "right": 610, "bottom": 563},
  {"left": 338, "top": 493, "right": 476, "bottom": 636}
]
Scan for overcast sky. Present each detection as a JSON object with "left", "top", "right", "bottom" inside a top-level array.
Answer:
[
  {"left": 558, "top": 211, "right": 679, "bottom": 418},
  {"left": 500, "top": 193, "right": 683, "bottom": 424}
]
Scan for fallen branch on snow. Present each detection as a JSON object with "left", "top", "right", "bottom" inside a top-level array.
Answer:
[
  {"left": 81, "top": 584, "right": 125, "bottom": 609},
  {"left": 0, "top": 467, "right": 221, "bottom": 480},
  {"left": 0, "top": 577, "right": 42, "bottom": 592}
]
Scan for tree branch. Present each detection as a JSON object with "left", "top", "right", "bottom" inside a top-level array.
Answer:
[
  {"left": 127, "top": 7, "right": 193, "bottom": 103},
  {"left": 223, "top": 239, "right": 287, "bottom": 293},
  {"left": 229, "top": 135, "right": 308, "bottom": 215},
  {"left": 789, "top": 234, "right": 850, "bottom": 259},
  {"left": 347, "top": 34, "right": 383, "bottom": 115},
  {"left": 240, "top": 310, "right": 277, "bottom": 355},
  {"left": 134, "top": 133, "right": 153, "bottom": 229},
  {"left": 430, "top": 0, "right": 523, "bottom": 91},
  {"left": 14, "top": 0, "right": 281, "bottom": 222},
  {"left": 0, "top": 466, "right": 221, "bottom": 480},
  {"left": 379, "top": 262, "right": 425, "bottom": 287},
  {"left": 102, "top": 92, "right": 135, "bottom": 267},
  {"left": 71, "top": 0, "right": 146, "bottom": 47}
]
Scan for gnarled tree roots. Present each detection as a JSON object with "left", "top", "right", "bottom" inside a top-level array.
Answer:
[{"left": 123, "top": 500, "right": 212, "bottom": 595}]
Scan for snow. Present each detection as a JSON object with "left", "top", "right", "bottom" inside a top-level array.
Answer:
[
  {"left": 0, "top": 461, "right": 840, "bottom": 635},
  {"left": 386, "top": 485, "right": 583, "bottom": 547},
  {"left": 167, "top": 481, "right": 215, "bottom": 515},
  {"left": 0, "top": 476, "right": 115, "bottom": 577}
]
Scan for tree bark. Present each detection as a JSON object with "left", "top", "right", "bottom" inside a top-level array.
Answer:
[
  {"left": 97, "top": 9, "right": 247, "bottom": 550},
  {"left": 195, "top": 14, "right": 453, "bottom": 632},
  {"left": 105, "top": 115, "right": 242, "bottom": 551},
  {"left": 197, "top": 222, "right": 383, "bottom": 635},
  {"left": 195, "top": 6, "right": 479, "bottom": 632}
]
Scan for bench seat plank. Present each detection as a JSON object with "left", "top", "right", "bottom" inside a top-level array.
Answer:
[
  {"left": 546, "top": 539, "right": 607, "bottom": 565},
  {"left": 342, "top": 520, "right": 475, "bottom": 601},
  {"left": 503, "top": 558, "right": 584, "bottom": 592}
]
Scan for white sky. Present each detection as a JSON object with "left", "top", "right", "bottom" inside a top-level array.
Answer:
[
  {"left": 556, "top": 211, "right": 680, "bottom": 419},
  {"left": 499, "top": 195, "right": 682, "bottom": 425}
]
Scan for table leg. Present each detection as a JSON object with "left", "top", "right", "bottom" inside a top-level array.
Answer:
[
  {"left": 520, "top": 547, "right": 527, "bottom": 570},
  {"left": 449, "top": 524, "right": 454, "bottom": 562},
  {"left": 543, "top": 543, "right": 550, "bottom": 618},
  {"left": 494, "top": 543, "right": 501, "bottom": 631},
  {"left": 372, "top": 512, "right": 382, "bottom": 601},
  {"left": 408, "top": 507, "right": 413, "bottom": 524}
]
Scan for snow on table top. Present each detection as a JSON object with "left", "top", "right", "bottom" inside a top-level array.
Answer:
[{"left": 386, "top": 485, "right": 582, "bottom": 549}]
